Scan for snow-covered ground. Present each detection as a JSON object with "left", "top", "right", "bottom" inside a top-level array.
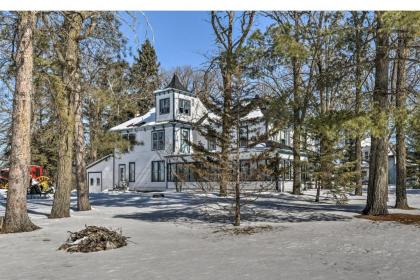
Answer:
[{"left": 1, "top": 186, "right": 420, "bottom": 280}]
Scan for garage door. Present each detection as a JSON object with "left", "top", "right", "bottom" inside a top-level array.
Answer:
[{"left": 88, "top": 172, "right": 102, "bottom": 193}]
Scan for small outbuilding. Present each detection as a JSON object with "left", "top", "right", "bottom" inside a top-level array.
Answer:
[{"left": 86, "top": 154, "right": 114, "bottom": 193}]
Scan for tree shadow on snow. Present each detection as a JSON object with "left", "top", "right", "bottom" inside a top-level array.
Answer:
[
  {"left": 113, "top": 208, "right": 351, "bottom": 224},
  {"left": 109, "top": 192, "right": 355, "bottom": 224}
]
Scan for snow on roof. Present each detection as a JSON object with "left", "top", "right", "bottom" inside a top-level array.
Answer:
[
  {"left": 110, "top": 108, "right": 156, "bottom": 131},
  {"left": 87, "top": 154, "right": 113, "bottom": 169},
  {"left": 207, "top": 108, "right": 264, "bottom": 121},
  {"left": 243, "top": 108, "right": 264, "bottom": 120},
  {"left": 110, "top": 106, "right": 264, "bottom": 132}
]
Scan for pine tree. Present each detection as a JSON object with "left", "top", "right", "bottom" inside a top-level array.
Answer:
[
  {"left": 49, "top": 12, "right": 84, "bottom": 218},
  {"left": 348, "top": 11, "right": 370, "bottom": 196},
  {"left": 363, "top": 12, "right": 390, "bottom": 215},
  {"left": 130, "top": 39, "right": 160, "bottom": 115},
  {"left": 386, "top": 11, "right": 420, "bottom": 208},
  {"left": 2, "top": 12, "right": 39, "bottom": 233},
  {"left": 263, "top": 12, "right": 322, "bottom": 195},
  {"left": 394, "top": 30, "right": 410, "bottom": 209},
  {"left": 187, "top": 11, "right": 257, "bottom": 226}
]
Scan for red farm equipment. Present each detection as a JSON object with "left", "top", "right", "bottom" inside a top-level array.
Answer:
[{"left": 0, "top": 165, "right": 53, "bottom": 194}]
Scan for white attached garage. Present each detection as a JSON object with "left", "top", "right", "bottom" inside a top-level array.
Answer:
[
  {"left": 88, "top": 172, "right": 103, "bottom": 193},
  {"left": 86, "top": 154, "right": 114, "bottom": 193}
]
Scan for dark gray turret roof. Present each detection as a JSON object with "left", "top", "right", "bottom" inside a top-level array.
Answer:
[{"left": 165, "top": 74, "right": 189, "bottom": 92}]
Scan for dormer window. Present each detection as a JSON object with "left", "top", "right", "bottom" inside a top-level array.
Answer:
[
  {"left": 159, "top": 98, "right": 170, "bottom": 115},
  {"left": 179, "top": 99, "right": 191, "bottom": 115}
]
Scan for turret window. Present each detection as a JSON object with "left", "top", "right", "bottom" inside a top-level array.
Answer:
[
  {"left": 159, "top": 98, "right": 170, "bottom": 115},
  {"left": 179, "top": 99, "right": 191, "bottom": 115}
]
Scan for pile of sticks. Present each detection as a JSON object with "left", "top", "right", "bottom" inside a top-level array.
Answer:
[{"left": 59, "top": 225, "right": 128, "bottom": 253}]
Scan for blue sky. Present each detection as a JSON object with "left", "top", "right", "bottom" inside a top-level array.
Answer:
[
  {"left": 120, "top": 12, "right": 214, "bottom": 69},
  {"left": 119, "top": 12, "right": 271, "bottom": 70}
]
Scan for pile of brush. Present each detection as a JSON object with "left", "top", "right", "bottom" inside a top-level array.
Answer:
[{"left": 59, "top": 225, "right": 128, "bottom": 253}]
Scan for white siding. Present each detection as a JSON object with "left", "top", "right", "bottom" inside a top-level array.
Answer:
[
  {"left": 86, "top": 155, "right": 114, "bottom": 193},
  {"left": 113, "top": 125, "right": 174, "bottom": 191},
  {"left": 155, "top": 91, "right": 174, "bottom": 123},
  {"left": 174, "top": 92, "right": 207, "bottom": 123}
]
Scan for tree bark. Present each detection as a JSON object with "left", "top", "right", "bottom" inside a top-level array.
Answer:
[
  {"left": 50, "top": 13, "right": 84, "bottom": 218},
  {"left": 317, "top": 62, "right": 333, "bottom": 190},
  {"left": 363, "top": 12, "right": 389, "bottom": 215},
  {"left": 2, "top": 12, "right": 39, "bottom": 233},
  {"left": 234, "top": 125, "right": 241, "bottom": 226},
  {"left": 291, "top": 12, "right": 303, "bottom": 195},
  {"left": 219, "top": 68, "right": 232, "bottom": 197},
  {"left": 292, "top": 56, "right": 302, "bottom": 195},
  {"left": 353, "top": 12, "right": 365, "bottom": 196},
  {"left": 394, "top": 31, "right": 409, "bottom": 209},
  {"left": 292, "top": 122, "right": 302, "bottom": 195},
  {"left": 87, "top": 100, "right": 99, "bottom": 162},
  {"left": 75, "top": 70, "right": 91, "bottom": 211}
]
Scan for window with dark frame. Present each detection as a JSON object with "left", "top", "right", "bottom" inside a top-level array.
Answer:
[
  {"left": 179, "top": 99, "right": 191, "bottom": 115},
  {"left": 96, "top": 178, "right": 100, "bottom": 186},
  {"left": 167, "top": 163, "right": 196, "bottom": 182},
  {"left": 240, "top": 160, "right": 251, "bottom": 180},
  {"left": 180, "top": 128, "right": 190, "bottom": 154},
  {"left": 152, "top": 130, "right": 165, "bottom": 150},
  {"left": 151, "top": 161, "right": 165, "bottom": 182},
  {"left": 207, "top": 128, "right": 216, "bottom": 151},
  {"left": 159, "top": 98, "right": 170, "bottom": 114},
  {"left": 239, "top": 126, "right": 248, "bottom": 148},
  {"left": 129, "top": 162, "right": 135, "bottom": 182},
  {"left": 119, "top": 164, "right": 126, "bottom": 183},
  {"left": 90, "top": 178, "right": 94, "bottom": 186},
  {"left": 208, "top": 137, "right": 216, "bottom": 151}
]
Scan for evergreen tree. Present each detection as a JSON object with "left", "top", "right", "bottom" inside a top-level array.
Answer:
[
  {"left": 347, "top": 11, "right": 371, "bottom": 196},
  {"left": 363, "top": 12, "right": 390, "bottom": 215},
  {"left": 188, "top": 11, "right": 258, "bottom": 226},
  {"left": 130, "top": 39, "right": 160, "bottom": 116},
  {"left": 2, "top": 12, "right": 39, "bottom": 233},
  {"left": 385, "top": 12, "right": 420, "bottom": 208}
]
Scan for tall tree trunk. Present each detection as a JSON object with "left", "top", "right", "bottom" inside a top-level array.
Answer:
[
  {"left": 319, "top": 134, "right": 333, "bottom": 189},
  {"left": 2, "top": 12, "right": 39, "bottom": 233},
  {"left": 75, "top": 70, "right": 91, "bottom": 211},
  {"left": 219, "top": 71, "right": 232, "bottom": 197},
  {"left": 292, "top": 57, "right": 302, "bottom": 195},
  {"left": 317, "top": 62, "right": 332, "bottom": 190},
  {"left": 50, "top": 13, "right": 83, "bottom": 218},
  {"left": 291, "top": 12, "right": 303, "bottom": 195},
  {"left": 234, "top": 120, "right": 241, "bottom": 226},
  {"left": 394, "top": 31, "right": 409, "bottom": 209},
  {"left": 353, "top": 12, "right": 364, "bottom": 196},
  {"left": 354, "top": 137, "right": 363, "bottom": 195},
  {"left": 88, "top": 101, "right": 99, "bottom": 162},
  {"left": 363, "top": 12, "right": 389, "bottom": 215}
]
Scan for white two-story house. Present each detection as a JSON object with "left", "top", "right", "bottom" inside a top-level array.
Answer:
[{"left": 86, "top": 75, "right": 302, "bottom": 192}]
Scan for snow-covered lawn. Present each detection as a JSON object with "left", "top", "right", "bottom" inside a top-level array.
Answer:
[{"left": 1, "top": 187, "right": 420, "bottom": 280}]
